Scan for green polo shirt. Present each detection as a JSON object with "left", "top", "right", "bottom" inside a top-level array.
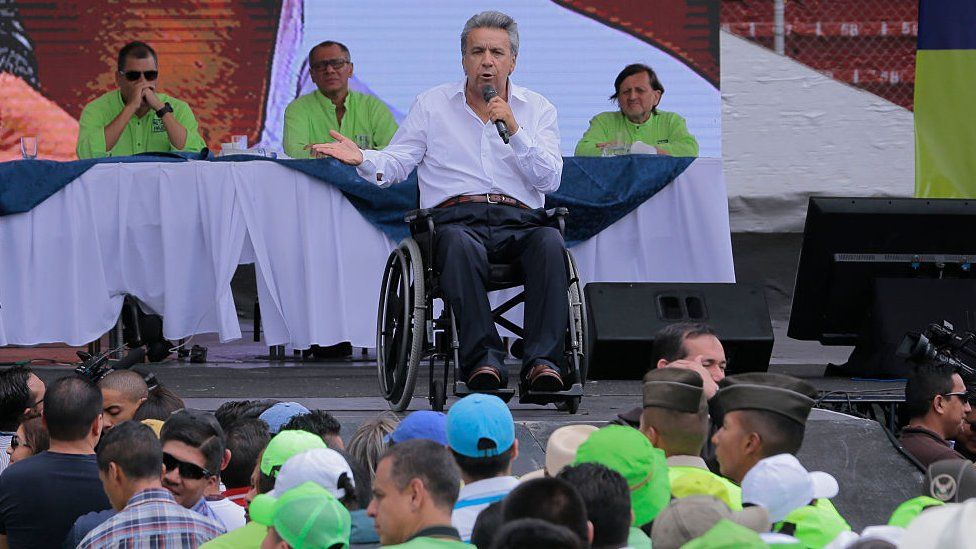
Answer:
[
  {"left": 283, "top": 89, "right": 397, "bottom": 159},
  {"left": 774, "top": 498, "right": 851, "bottom": 549},
  {"left": 199, "top": 521, "right": 267, "bottom": 549},
  {"left": 77, "top": 89, "right": 206, "bottom": 159},
  {"left": 383, "top": 537, "right": 474, "bottom": 548},
  {"left": 669, "top": 465, "right": 744, "bottom": 510},
  {"left": 575, "top": 110, "right": 699, "bottom": 157}
]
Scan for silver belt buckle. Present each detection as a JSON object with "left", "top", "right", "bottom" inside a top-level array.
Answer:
[{"left": 486, "top": 193, "right": 499, "bottom": 204}]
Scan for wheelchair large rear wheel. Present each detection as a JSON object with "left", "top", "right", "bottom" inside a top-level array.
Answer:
[
  {"left": 376, "top": 239, "right": 426, "bottom": 411},
  {"left": 557, "top": 250, "right": 587, "bottom": 413},
  {"left": 566, "top": 249, "right": 588, "bottom": 384}
]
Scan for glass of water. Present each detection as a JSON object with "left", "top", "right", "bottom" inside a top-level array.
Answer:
[
  {"left": 231, "top": 135, "right": 247, "bottom": 150},
  {"left": 20, "top": 136, "right": 38, "bottom": 160}
]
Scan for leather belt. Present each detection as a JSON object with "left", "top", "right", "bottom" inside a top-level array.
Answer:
[{"left": 435, "top": 193, "right": 531, "bottom": 210}]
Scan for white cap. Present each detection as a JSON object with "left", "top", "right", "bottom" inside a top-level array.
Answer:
[
  {"left": 901, "top": 500, "right": 976, "bottom": 548},
  {"left": 741, "top": 454, "right": 839, "bottom": 523},
  {"left": 273, "top": 448, "right": 356, "bottom": 500}
]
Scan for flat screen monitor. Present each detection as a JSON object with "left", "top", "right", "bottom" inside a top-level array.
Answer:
[{"left": 788, "top": 197, "right": 976, "bottom": 346}]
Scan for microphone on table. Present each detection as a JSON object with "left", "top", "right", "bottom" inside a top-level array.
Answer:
[{"left": 482, "top": 85, "right": 510, "bottom": 144}]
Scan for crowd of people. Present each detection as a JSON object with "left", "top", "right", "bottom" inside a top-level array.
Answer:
[{"left": 0, "top": 321, "right": 973, "bottom": 548}]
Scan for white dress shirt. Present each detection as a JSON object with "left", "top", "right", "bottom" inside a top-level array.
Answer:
[{"left": 357, "top": 79, "right": 562, "bottom": 209}]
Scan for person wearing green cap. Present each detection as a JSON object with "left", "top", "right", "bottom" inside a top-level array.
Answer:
[
  {"left": 251, "top": 481, "right": 351, "bottom": 549},
  {"left": 202, "top": 430, "right": 328, "bottom": 549},
  {"left": 639, "top": 367, "right": 742, "bottom": 509},
  {"left": 367, "top": 440, "right": 473, "bottom": 548},
  {"left": 573, "top": 425, "right": 670, "bottom": 548}
]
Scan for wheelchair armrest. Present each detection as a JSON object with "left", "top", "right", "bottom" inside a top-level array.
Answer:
[
  {"left": 404, "top": 208, "right": 434, "bottom": 223},
  {"left": 544, "top": 207, "right": 569, "bottom": 236}
]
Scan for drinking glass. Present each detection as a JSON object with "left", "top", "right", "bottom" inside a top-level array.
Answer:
[
  {"left": 20, "top": 136, "right": 38, "bottom": 160},
  {"left": 231, "top": 135, "right": 247, "bottom": 149}
]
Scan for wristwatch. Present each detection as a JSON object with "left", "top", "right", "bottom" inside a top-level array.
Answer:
[{"left": 155, "top": 102, "right": 173, "bottom": 118}]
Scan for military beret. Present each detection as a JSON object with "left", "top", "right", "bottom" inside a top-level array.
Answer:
[
  {"left": 642, "top": 368, "right": 705, "bottom": 414},
  {"left": 719, "top": 372, "right": 817, "bottom": 399},
  {"left": 711, "top": 373, "right": 817, "bottom": 426}
]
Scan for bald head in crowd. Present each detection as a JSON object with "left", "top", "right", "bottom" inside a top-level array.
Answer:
[{"left": 98, "top": 370, "right": 149, "bottom": 429}]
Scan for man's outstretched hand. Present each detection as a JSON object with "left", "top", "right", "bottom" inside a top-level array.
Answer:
[{"left": 306, "top": 130, "right": 364, "bottom": 165}]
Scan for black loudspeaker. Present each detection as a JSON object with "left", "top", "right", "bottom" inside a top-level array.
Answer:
[{"left": 584, "top": 283, "right": 774, "bottom": 379}]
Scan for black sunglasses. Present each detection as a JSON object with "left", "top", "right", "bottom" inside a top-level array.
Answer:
[
  {"left": 163, "top": 452, "right": 212, "bottom": 480},
  {"left": 120, "top": 70, "right": 159, "bottom": 82},
  {"left": 943, "top": 391, "right": 969, "bottom": 402},
  {"left": 9, "top": 435, "right": 28, "bottom": 450}
]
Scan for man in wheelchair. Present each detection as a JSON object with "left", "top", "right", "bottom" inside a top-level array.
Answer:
[{"left": 309, "top": 11, "right": 567, "bottom": 392}]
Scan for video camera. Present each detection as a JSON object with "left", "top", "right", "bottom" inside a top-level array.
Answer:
[
  {"left": 898, "top": 320, "right": 976, "bottom": 393},
  {"left": 74, "top": 346, "right": 157, "bottom": 391}
]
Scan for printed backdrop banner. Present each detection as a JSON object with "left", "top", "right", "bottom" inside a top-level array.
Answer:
[{"left": 0, "top": 0, "right": 720, "bottom": 160}]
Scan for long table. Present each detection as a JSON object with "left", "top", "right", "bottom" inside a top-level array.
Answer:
[{"left": 0, "top": 157, "right": 733, "bottom": 348}]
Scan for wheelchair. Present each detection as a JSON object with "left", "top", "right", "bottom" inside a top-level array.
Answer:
[{"left": 376, "top": 206, "right": 587, "bottom": 413}]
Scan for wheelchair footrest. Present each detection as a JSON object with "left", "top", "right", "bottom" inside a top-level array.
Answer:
[
  {"left": 517, "top": 383, "right": 584, "bottom": 406},
  {"left": 454, "top": 381, "right": 516, "bottom": 403}
]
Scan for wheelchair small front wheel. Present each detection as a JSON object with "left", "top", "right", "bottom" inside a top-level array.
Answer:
[{"left": 556, "top": 396, "right": 581, "bottom": 414}]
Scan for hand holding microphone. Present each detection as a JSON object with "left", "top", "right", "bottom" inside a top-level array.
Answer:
[{"left": 482, "top": 85, "right": 518, "bottom": 144}]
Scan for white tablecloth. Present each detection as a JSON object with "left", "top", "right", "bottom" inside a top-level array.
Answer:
[{"left": 0, "top": 157, "right": 733, "bottom": 348}]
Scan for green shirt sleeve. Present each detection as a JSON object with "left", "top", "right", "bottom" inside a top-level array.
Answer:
[
  {"left": 369, "top": 98, "right": 398, "bottom": 150},
  {"left": 283, "top": 99, "right": 313, "bottom": 159},
  {"left": 76, "top": 101, "right": 111, "bottom": 159},
  {"left": 575, "top": 113, "right": 612, "bottom": 157},
  {"left": 658, "top": 113, "right": 699, "bottom": 157},
  {"left": 171, "top": 100, "right": 206, "bottom": 152}
]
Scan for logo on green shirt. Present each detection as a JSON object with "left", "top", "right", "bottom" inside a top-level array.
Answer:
[{"left": 152, "top": 118, "right": 166, "bottom": 133}]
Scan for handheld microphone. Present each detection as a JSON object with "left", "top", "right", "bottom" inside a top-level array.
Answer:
[{"left": 482, "top": 85, "right": 510, "bottom": 144}]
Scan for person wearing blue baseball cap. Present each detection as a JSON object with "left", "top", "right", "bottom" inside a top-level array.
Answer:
[
  {"left": 259, "top": 402, "right": 311, "bottom": 435},
  {"left": 388, "top": 411, "right": 449, "bottom": 446},
  {"left": 446, "top": 394, "right": 519, "bottom": 542}
]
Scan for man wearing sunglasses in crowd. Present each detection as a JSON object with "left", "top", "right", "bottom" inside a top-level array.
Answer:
[
  {"left": 900, "top": 361, "right": 973, "bottom": 468},
  {"left": 159, "top": 409, "right": 244, "bottom": 532},
  {"left": 282, "top": 40, "right": 397, "bottom": 159},
  {"left": 76, "top": 41, "right": 206, "bottom": 159}
]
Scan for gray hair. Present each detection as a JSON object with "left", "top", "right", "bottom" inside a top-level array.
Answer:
[
  {"left": 460, "top": 10, "right": 519, "bottom": 58},
  {"left": 347, "top": 412, "right": 398, "bottom": 482}
]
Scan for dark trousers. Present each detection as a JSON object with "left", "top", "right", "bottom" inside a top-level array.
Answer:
[{"left": 432, "top": 203, "right": 568, "bottom": 383}]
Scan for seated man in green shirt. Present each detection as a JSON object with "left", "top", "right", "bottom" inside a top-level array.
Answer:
[
  {"left": 575, "top": 63, "right": 699, "bottom": 157},
  {"left": 77, "top": 41, "right": 206, "bottom": 159},
  {"left": 283, "top": 41, "right": 398, "bottom": 158}
]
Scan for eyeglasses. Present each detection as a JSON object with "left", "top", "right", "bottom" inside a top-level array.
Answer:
[
  {"left": 9, "top": 436, "right": 29, "bottom": 450},
  {"left": 119, "top": 70, "right": 159, "bottom": 82},
  {"left": 163, "top": 452, "right": 213, "bottom": 480},
  {"left": 942, "top": 391, "right": 969, "bottom": 402},
  {"left": 310, "top": 59, "right": 349, "bottom": 73}
]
